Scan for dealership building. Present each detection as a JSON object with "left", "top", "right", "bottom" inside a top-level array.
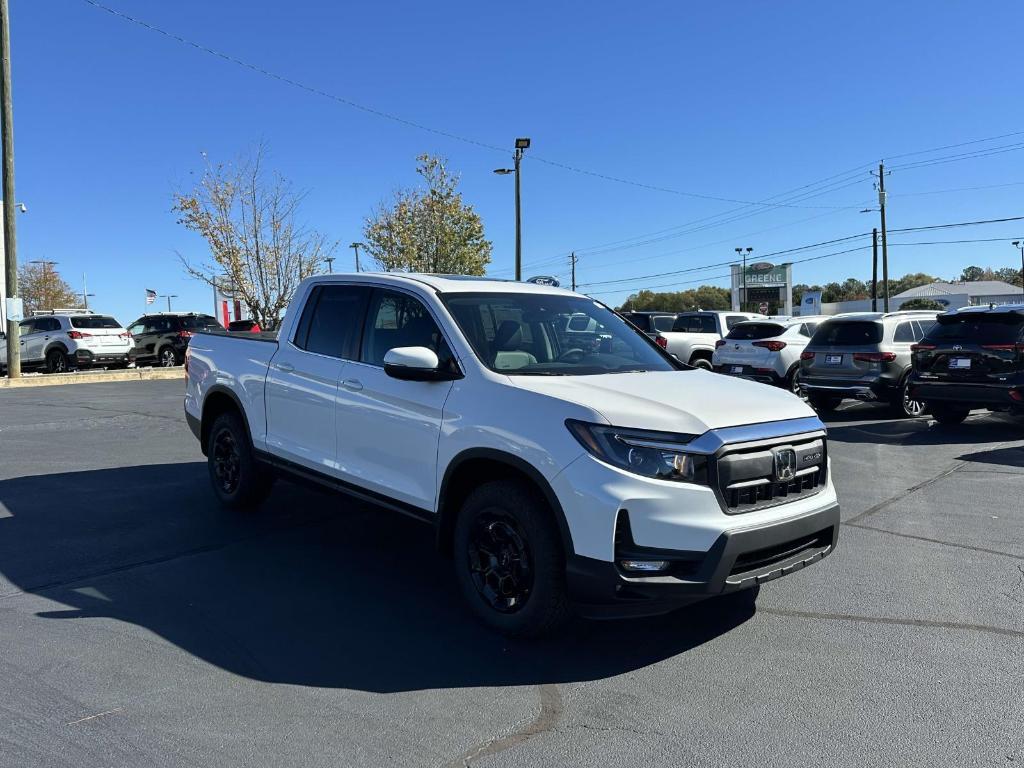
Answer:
[{"left": 730, "top": 261, "right": 793, "bottom": 315}]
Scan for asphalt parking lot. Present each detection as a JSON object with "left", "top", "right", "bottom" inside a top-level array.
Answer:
[{"left": 1, "top": 380, "right": 1021, "bottom": 767}]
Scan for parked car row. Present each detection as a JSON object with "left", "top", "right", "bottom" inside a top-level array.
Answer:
[{"left": 0, "top": 309, "right": 262, "bottom": 374}]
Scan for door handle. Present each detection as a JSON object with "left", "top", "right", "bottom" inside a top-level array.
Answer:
[
  {"left": 276, "top": 362, "right": 295, "bottom": 373},
  {"left": 341, "top": 378, "right": 363, "bottom": 391}
]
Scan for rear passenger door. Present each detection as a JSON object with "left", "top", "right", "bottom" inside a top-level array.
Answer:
[
  {"left": 333, "top": 288, "right": 457, "bottom": 512},
  {"left": 265, "top": 283, "right": 370, "bottom": 475}
]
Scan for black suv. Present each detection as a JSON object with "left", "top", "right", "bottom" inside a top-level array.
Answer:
[
  {"left": 910, "top": 304, "right": 1024, "bottom": 424},
  {"left": 619, "top": 311, "right": 677, "bottom": 338},
  {"left": 126, "top": 312, "right": 222, "bottom": 367}
]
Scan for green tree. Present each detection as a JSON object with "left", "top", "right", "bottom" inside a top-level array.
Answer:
[
  {"left": 959, "top": 265, "right": 985, "bottom": 282},
  {"left": 173, "top": 144, "right": 335, "bottom": 329},
  {"left": 993, "top": 266, "right": 1023, "bottom": 288},
  {"left": 898, "top": 298, "right": 945, "bottom": 311},
  {"left": 364, "top": 154, "right": 492, "bottom": 275}
]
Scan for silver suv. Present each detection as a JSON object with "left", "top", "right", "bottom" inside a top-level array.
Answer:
[{"left": 798, "top": 311, "right": 938, "bottom": 417}]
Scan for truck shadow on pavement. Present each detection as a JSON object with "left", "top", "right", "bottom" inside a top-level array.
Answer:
[
  {"left": 824, "top": 410, "right": 1023, "bottom": 447},
  {"left": 0, "top": 463, "right": 753, "bottom": 693}
]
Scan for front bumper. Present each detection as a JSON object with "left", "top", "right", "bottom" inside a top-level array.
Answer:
[{"left": 568, "top": 502, "right": 839, "bottom": 618}]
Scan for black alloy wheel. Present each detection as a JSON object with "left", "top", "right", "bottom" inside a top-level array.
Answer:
[
  {"left": 211, "top": 427, "right": 241, "bottom": 495},
  {"left": 466, "top": 512, "right": 534, "bottom": 614},
  {"left": 159, "top": 347, "right": 177, "bottom": 367}
]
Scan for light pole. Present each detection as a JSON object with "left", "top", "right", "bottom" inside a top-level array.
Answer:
[
  {"left": 494, "top": 137, "right": 531, "bottom": 281},
  {"left": 349, "top": 242, "right": 363, "bottom": 272},
  {"left": 325, "top": 256, "right": 335, "bottom": 273},
  {"left": 80, "top": 273, "right": 94, "bottom": 309},
  {"left": 1013, "top": 241, "right": 1024, "bottom": 296},
  {"left": 159, "top": 294, "right": 177, "bottom": 312},
  {"left": 735, "top": 247, "right": 752, "bottom": 311}
]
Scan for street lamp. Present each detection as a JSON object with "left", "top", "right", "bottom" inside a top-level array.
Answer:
[
  {"left": 735, "top": 247, "right": 752, "bottom": 311},
  {"left": 1013, "top": 241, "right": 1024, "bottom": 296},
  {"left": 494, "top": 137, "right": 530, "bottom": 280},
  {"left": 349, "top": 242, "right": 364, "bottom": 272},
  {"left": 325, "top": 256, "right": 335, "bottom": 273},
  {"left": 159, "top": 294, "right": 177, "bottom": 312}
]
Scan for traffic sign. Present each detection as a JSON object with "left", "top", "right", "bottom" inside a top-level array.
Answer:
[{"left": 758, "top": 302, "right": 769, "bottom": 314}]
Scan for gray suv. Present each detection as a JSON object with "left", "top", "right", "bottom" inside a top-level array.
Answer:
[{"left": 799, "top": 311, "right": 938, "bottom": 417}]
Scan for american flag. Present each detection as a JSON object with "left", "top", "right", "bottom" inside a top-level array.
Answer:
[{"left": 145, "top": 288, "right": 157, "bottom": 305}]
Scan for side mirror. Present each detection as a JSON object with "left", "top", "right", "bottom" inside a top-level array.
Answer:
[{"left": 383, "top": 346, "right": 460, "bottom": 382}]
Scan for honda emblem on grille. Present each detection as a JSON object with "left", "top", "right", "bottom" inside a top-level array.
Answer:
[{"left": 774, "top": 449, "right": 797, "bottom": 481}]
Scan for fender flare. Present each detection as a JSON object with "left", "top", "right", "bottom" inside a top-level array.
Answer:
[
  {"left": 437, "top": 447, "right": 576, "bottom": 558},
  {"left": 200, "top": 384, "right": 255, "bottom": 453}
]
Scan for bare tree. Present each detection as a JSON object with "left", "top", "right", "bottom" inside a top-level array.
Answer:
[{"left": 173, "top": 145, "right": 335, "bottom": 329}]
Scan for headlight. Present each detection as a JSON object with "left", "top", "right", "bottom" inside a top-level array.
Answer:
[{"left": 565, "top": 420, "right": 708, "bottom": 484}]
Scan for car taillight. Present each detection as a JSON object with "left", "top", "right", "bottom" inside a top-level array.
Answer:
[
  {"left": 177, "top": 331, "right": 194, "bottom": 340},
  {"left": 656, "top": 336, "right": 668, "bottom": 349},
  {"left": 714, "top": 339, "right": 727, "bottom": 349},
  {"left": 753, "top": 340, "right": 786, "bottom": 352},
  {"left": 981, "top": 343, "right": 1024, "bottom": 352},
  {"left": 67, "top": 330, "right": 92, "bottom": 339},
  {"left": 119, "top": 331, "right": 133, "bottom": 341},
  {"left": 800, "top": 351, "right": 815, "bottom": 361},
  {"left": 853, "top": 352, "right": 897, "bottom": 363},
  {"left": 910, "top": 343, "right": 935, "bottom": 352}
]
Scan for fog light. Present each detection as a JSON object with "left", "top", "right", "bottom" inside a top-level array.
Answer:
[{"left": 619, "top": 559, "right": 670, "bottom": 573}]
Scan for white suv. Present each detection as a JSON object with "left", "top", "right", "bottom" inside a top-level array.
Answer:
[
  {"left": 185, "top": 275, "right": 840, "bottom": 636},
  {"left": 713, "top": 316, "right": 827, "bottom": 395},
  {"left": 0, "top": 311, "right": 134, "bottom": 373}
]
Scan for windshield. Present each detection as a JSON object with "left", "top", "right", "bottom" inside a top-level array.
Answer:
[
  {"left": 927, "top": 313, "right": 1024, "bottom": 344},
  {"left": 726, "top": 322, "right": 785, "bottom": 340},
  {"left": 442, "top": 293, "right": 678, "bottom": 375},
  {"left": 70, "top": 315, "right": 120, "bottom": 329},
  {"left": 810, "top": 320, "right": 883, "bottom": 346}
]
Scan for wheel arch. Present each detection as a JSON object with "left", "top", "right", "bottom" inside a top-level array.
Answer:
[
  {"left": 436, "top": 449, "right": 575, "bottom": 559},
  {"left": 200, "top": 385, "right": 253, "bottom": 456}
]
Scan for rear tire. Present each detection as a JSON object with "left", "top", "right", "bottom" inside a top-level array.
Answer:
[
  {"left": 690, "top": 356, "right": 713, "bottom": 371},
  {"left": 786, "top": 366, "right": 805, "bottom": 398},
  {"left": 453, "top": 479, "right": 569, "bottom": 638},
  {"left": 46, "top": 349, "right": 69, "bottom": 374},
  {"left": 206, "top": 411, "right": 274, "bottom": 510},
  {"left": 891, "top": 378, "right": 926, "bottom": 419},
  {"left": 808, "top": 394, "right": 841, "bottom": 412},
  {"left": 930, "top": 405, "right": 970, "bottom": 425}
]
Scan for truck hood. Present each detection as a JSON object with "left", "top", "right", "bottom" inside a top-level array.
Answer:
[{"left": 508, "top": 369, "right": 816, "bottom": 435}]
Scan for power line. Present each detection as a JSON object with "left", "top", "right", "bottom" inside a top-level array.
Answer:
[
  {"left": 80, "top": 0, "right": 865, "bottom": 212},
  {"left": 889, "top": 214, "right": 1024, "bottom": 233},
  {"left": 888, "top": 142, "right": 1024, "bottom": 171},
  {"left": 884, "top": 130, "right": 1024, "bottom": 161},
  {"left": 891, "top": 181, "right": 1024, "bottom": 197}
]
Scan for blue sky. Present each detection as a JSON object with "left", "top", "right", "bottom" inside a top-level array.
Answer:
[{"left": 8, "top": 0, "right": 1024, "bottom": 323}]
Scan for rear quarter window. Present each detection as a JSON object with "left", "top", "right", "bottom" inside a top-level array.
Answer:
[{"left": 810, "top": 321, "right": 883, "bottom": 346}]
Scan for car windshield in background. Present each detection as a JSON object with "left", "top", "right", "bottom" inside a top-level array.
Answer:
[
  {"left": 181, "top": 315, "right": 221, "bottom": 330},
  {"left": 442, "top": 293, "right": 677, "bottom": 376},
  {"left": 810, "top": 320, "right": 883, "bottom": 346},
  {"left": 928, "top": 314, "right": 1024, "bottom": 344},
  {"left": 70, "top": 315, "right": 120, "bottom": 329},
  {"left": 726, "top": 322, "right": 785, "bottom": 340}
]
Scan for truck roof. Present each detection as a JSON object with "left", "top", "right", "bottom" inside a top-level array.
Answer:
[{"left": 306, "top": 272, "right": 579, "bottom": 296}]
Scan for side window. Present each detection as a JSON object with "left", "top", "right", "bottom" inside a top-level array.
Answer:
[
  {"left": 725, "top": 315, "right": 746, "bottom": 331},
  {"left": 294, "top": 284, "right": 369, "bottom": 359},
  {"left": 893, "top": 322, "right": 914, "bottom": 343},
  {"left": 699, "top": 316, "right": 717, "bottom": 333},
  {"left": 913, "top": 320, "right": 934, "bottom": 340},
  {"left": 19, "top": 319, "right": 35, "bottom": 334},
  {"left": 128, "top": 323, "right": 144, "bottom": 336},
  {"left": 362, "top": 290, "right": 450, "bottom": 367}
]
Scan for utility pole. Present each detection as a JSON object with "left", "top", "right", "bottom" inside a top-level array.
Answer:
[
  {"left": 871, "top": 228, "right": 879, "bottom": 312},
  {"left": 1013, "top": 241, "right": 1024, "bottom": 296},
  {"left": 570, "top": 251, "right": 577, "bottom": 291},
  {"left": 1, "top": 0, "right": 19, "bottom": 377},
  {"left": 349, "top": 242, "right": 363, "bottom": 272},
  {"left": 876, "top": 162, "right": 890, "bottom": 313},
  {"left": 325, "top": 256, "right": 335, "bottom": 273}
]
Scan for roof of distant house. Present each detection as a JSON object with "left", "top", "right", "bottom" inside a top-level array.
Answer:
[{"left": 892, "top": 280, "right": 1021, "bottom": 299}]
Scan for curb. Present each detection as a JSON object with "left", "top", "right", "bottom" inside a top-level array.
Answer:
[{"left": 0, "top": 367, "right": 185, "bottom": 389}]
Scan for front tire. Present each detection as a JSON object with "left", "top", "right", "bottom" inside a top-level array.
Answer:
[
  {"left": 206, "top": 411, "right": 273, "bottom": 510},
  {"left": 453, "top": 480, "right": 569, "bottom": 638},
  {"left": 930, "top": 405, "right": 970, "bottom": 425},
  {"left": 46, "top": 349, "right": 69, "bottom": 374}
]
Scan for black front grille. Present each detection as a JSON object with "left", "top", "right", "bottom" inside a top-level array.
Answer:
[
  {"left": 730, "top": 528, "right": 833, "bottom": 576},
  {"left": 714, "top": 437, "right": 826, "bottom": 514}
]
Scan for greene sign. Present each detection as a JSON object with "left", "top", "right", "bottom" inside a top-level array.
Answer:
[{"left": 743, "top": 262, "right": 787, "bottom": 287}]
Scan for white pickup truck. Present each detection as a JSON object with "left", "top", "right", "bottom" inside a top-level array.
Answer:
[
  {"left": 184, "top": 274, "right": 839, "bottom": 636},
  {"left": 656, "top": 310, "right": 767, "bottom": 370}
]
